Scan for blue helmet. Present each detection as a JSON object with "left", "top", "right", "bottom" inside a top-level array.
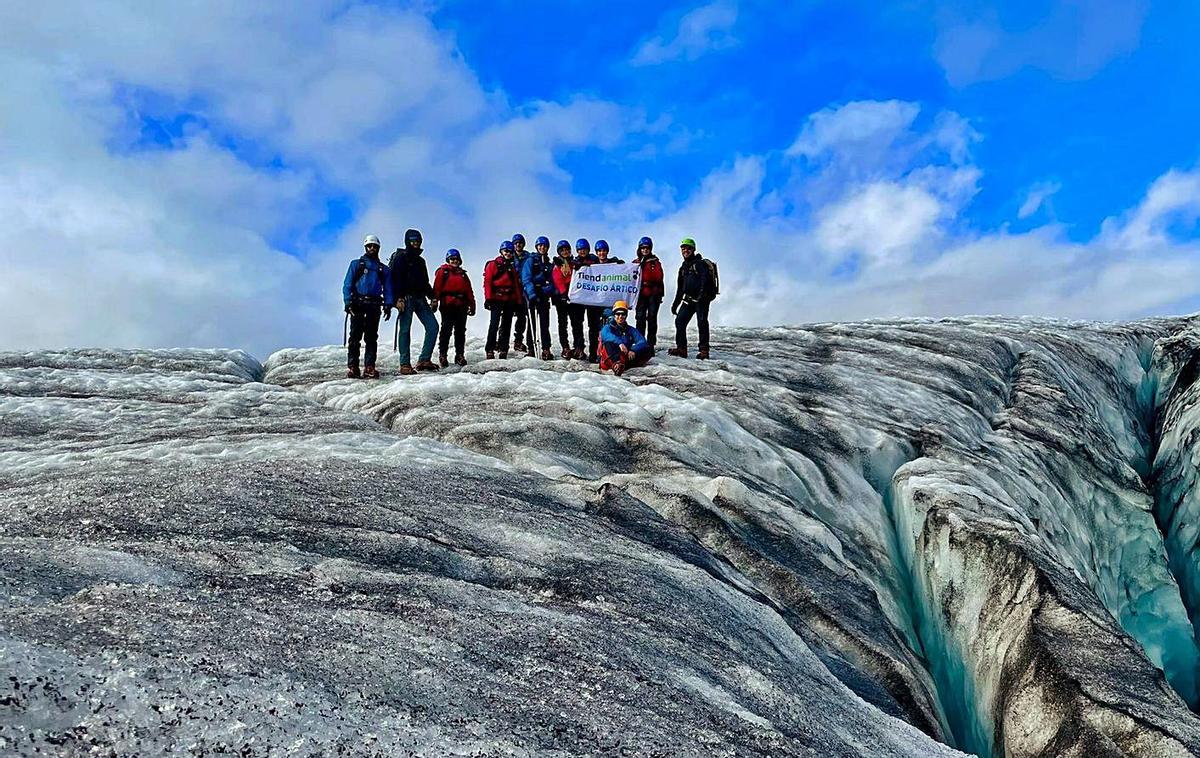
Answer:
[
  {"left": 557, "top": 239, "right": 571, "bottom": 252},
  {"left": 638, "top": 236, "right": 653, "bottom": 250},
  {"left": 445, "top": 248, "right": 461, "bottom": 262},
  {"left": 405, "top": 228, "right": 422, "bottom": 246},
  {"left": 575, "top": 238, "right": 590, "bottom": 251},
  {"left": 595, "top": 239, "right": 609, "bottom": 252},
  {"left": 500, "top": 240, "right": 515, "bottom": 253},
  {"left": 512, "top": 233, "right": 525, "bottom": 245},
  {"left": 535, "top": 235, "right": 550, "bottom": 248}
]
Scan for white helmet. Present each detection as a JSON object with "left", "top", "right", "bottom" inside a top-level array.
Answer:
[{"left": 363, "top": 234, "right": 381, "bottom": 247}]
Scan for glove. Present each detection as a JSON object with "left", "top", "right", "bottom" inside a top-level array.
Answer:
[
  {"left": 484, "top": 299, "right": 494, "bottom": 311},
  {"left": 468, "top": 305, "right": 476, "bottom": 317},
  {"left": 383, "top": 306, "right": 392, "bottom": 321},
  {"left": 430, "top": 299, "right": 438, "bottom": 313},
  {"left": 344, "top": 304, "right": 352, "bottom": 314}
]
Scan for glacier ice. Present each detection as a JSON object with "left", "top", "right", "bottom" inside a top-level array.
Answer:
[{"left": 6, "top": 320, "right": 1200, "bottom": 755}]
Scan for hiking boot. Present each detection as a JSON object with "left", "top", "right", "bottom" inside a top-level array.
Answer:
[
  {"left": 363, "top": 366, "right": 380, "bottom": 379},
  {"left": 455, "top": 354, "right": 467, "bottom": 366},
  {"left": 398, "top": 364, "right": 416, "bottom": 376},
  {"left": 346, "top": 366, "right": 361, "bottom": 379},
  {"left": 499, "top": 351, "right": 508, "bottom": 359},
  {"left": 438, "top": 353, "right": 449, "bottom": 368},
  {"left": 573, "top": 348, "right": 586, "bottom": 360},
  {"left": 612, "top": 362, "right": 625, "bottom": 377},
  {"left": 416, "top": 359, "right": 439, "bottom": 372},
  {"left": 667, "top": 347, "right": 687, "bottom": 358},
  {"left": 541, "top": 349, "right": 553, "bottom": 361},
  {"left": 561, "top": 348, "right": 571, "bottom": 360},
  {"left": 696, "top": 350, "right": 710, "bottom": 360},
  {"left": 486, "top": 351, "right": 496, "bottom": 360},
  {"left": 513, "top": 341, "right": 528, "bottom": 353}
]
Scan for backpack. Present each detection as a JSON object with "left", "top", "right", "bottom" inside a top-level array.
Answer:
[{"left": 704, "top": 258, "right": 719, "bottom": 300}]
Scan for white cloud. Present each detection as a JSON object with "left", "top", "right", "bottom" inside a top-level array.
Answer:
[
  {"left": 1017, "top": 180, "right": 1062, "bottom": 220},
  {"left": 1, "top": 5, "right": 1198, "bottom": 360},
  {"left": 632, "top": 1, "right": 739, "bottom": 66},
  {"left": 935, "top": 1, "right": 1149, "bottom": 87}
]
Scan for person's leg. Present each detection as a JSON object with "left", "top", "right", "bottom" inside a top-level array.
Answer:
[
  {"left": 537, "top": 302, "right": 552, "bottom": 354},
  {"left": 647, "top": 296, "right": 661, "bottom": 348},
  {"left": 629, "top": 344, "right": 653, "bottom": 369},
  {"left": 598, "top": 343, "right": 620, "bottom": 372},
  {"left": 486, "top": 306, "right": 501, "bottom": 354},
  {"left": 635, "top": 301, "right": 648, "bottom": 339},
  {"left": 586, "top": 307, "right": 601, "bottom": 361},
  {"left": 438, "top": 307, "right": 453, "bottom": 357},
  {"left": 452, "top": 307, "right": 467, "bottom": 359},
  {"left": 397, "top": 296, "right": 415, "bottom": 365},
  {"left": 675, "top": 301, "right": 696, "bottom": 353},
  {"left": 555, "top": 302, "right": 570, "bottom": 354},
  {"left": 348, "top": 306, "right": 365, "bottom": 369},
  {"left": 697, "top": 300, "right": 710, "bottom": 354},
  {"left": 415, "top": 298, "right": 439, "bottom": 363},
  {"left": 512, "top": 305, "right": 527, "bottom": 350},
  {"left": 569, "top": 305, "right": 585, "bottom": 355},
  {"left": 363, "top": 306, "right": 381, "bottom": 367},
  {"left": 498, "top": 305, "right": 514, "bottom": 354}
]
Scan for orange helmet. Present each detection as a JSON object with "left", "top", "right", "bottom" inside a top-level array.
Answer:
[{"left": 612, "top": 300, "right": 629, "bottom": 314}]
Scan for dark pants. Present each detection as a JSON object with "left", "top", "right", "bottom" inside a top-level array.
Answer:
[
  {"left": 675, "top": 299, "right": 710, "bottom": 353},
  {"left": 347, "top": 301, "right": 382, "bottom": 368},
  {"left": 526, "top": 299, "right": 552, "bottom": 353},
  {"left": 555, "top": 301, "right": 572, "bottom": 350},
  {"left": 636, "top": 295, "right": 662, "bottom": 347},
  {"left": 512, "top": 300, "right": 529, "bottom": 348},
  {"left": 486, "top": 304, "right": 516, "bottom": 353},
  {"left": 438, "top": 305, "right": 468, "bottom": 357},
  {"left": 585, "top": 306, "right": 604, "bottom": 361},
  {"left": 567, "top": 304, "right": 587, "bottom": 352}
]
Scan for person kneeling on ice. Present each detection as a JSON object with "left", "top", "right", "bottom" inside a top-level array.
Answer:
[
  {"left": 433, "top": 249, "right": 476, "bottom": 367},
  {"left": 342, "top": 234, "right": 394, "bottom": 380},
  {"left": 599, "top": 301, "right": 652, "bottom": 376}
]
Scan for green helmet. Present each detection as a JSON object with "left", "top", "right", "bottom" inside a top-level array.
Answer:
[{"left": 680, "top": 237, "right": 696, "bottom": 249}]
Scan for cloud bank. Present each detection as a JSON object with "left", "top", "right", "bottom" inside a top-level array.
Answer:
[{"left": 0, "top": 1, "right": 1197, "bottom": 357}]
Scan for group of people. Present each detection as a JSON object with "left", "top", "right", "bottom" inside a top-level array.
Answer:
[{"left": 342, "top": 229, "right": 719, "bottom": 379}]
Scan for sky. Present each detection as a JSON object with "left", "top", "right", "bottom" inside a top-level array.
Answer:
[{"left": 1, "top": 0, "right": 1199, "bottom": 357}]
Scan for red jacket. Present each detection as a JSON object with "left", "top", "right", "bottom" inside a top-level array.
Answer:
[
  {"left": 551, "top": 255, "right": 574, "bottom": 297},
  {"left": 433, "top": 264, "right": 476, "bottom": 310},
  {"left": 638, "top": 253, "right": 665, "bottom": 298},
  {"left": 483, "top": 255, "right": 522, "bottom": 304}
]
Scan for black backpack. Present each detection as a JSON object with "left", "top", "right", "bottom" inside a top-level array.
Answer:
[{"left": 704, "top": 258, "right": 719, "bottom": 300}]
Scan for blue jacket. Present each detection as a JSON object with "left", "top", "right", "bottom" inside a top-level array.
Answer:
[
  {"left": 343, "top": 255, "right": 394, "bottom": 306},
  {"left": 520, "top": 252, "right": 557, "bottom": 302},
  {"left": 600, "top": 320, "right": 649, "bottom": 357}
]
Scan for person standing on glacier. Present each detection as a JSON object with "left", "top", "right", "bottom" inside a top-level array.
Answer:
[
  {"left": 551, "top": 239, "right": 582, "bottom": 359},
  {"left": 388, "top": 229, "right": 440, "bottom": 375},
  {"left": 342, "top": 234, "right": 394, "bottom": 380},
  {"left": 668, "top": 237, "right": 717, "bottom": 360},
  {"left": 572, "top": 239, "right": 601, "bottom": 362},
  {"left": 509, "top": 234, "right": 534, "bottom": 357},
  {"left": 432, "top": 249, "right": 475, "bottom": 367},
  {"left": 484, "top": 240, "right": 523, "bottom": 359},
  {"left": 521, "top": 236, "right": 556, "bottom": 361},
  {"left": 634, "top": 237, "right": 665, "bottom": 349}
]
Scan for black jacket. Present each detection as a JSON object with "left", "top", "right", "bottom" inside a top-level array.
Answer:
[
  {"left": 388, "top": 247, "right": 434, "bottom": 299},
  {"left": 673, "top": 253, "right": 715, "bottom": 309}
]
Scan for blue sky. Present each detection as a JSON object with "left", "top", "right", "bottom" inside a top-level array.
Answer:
[{"left": 1, "top": 1, "right": 1199, "bottom": 355}]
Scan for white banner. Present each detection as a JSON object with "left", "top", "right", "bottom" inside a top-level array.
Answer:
[{"left": 567, "top": 263, "right": 641, "bottom": 308}]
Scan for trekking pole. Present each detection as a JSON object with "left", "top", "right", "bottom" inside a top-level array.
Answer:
[
  {"left": 343, "top": 312, "right": 349, "bottom": 347},
  {"left": 527, "top": 303, "right": 538, "bottom": 356},
  {"left": 393, "top": 313, "right": 400, "bottom": 353}
]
